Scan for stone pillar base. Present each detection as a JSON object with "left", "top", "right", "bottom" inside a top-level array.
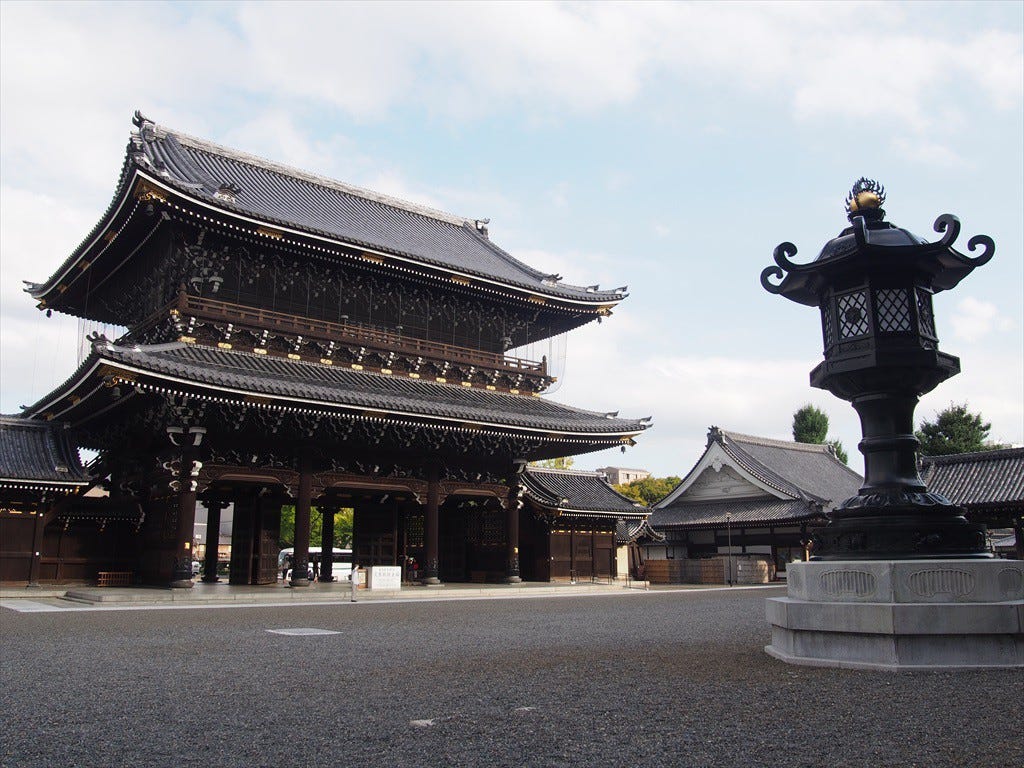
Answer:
[
  {"left": 421, "top": 577, "right": 442, "bottom": 586},
  {"left": 289, "top": 578, "right": 312, "bottom": 588},
  {"left": 505, "top": 576, "right": 522, "bottom": 584},
  {"left": 200, "top": 575, "right": 220, "bottom": 584},
  {"left": 766, "top": 560, "right": 1023, "bottom": 670},
  {"left": 169, "top": 579, "right": 194, "bottom": 589}
]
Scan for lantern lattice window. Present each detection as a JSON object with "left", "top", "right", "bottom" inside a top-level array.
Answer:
[
  {"left": 821, "top": 304, "right": 836, "bottom": 348},
  {"left": 837, "top": 291, "right": 870, "bottom": 338},
  {"left": 874, "top": 289, "right": 913, "bottom": 332}
]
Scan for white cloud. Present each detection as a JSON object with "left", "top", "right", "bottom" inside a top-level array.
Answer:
[
  {"left": 890, "top": 137, "right": 968, "bottom": 169},
  {"left": 950, "top": 296, "right": 1014, "bottom": 341}
]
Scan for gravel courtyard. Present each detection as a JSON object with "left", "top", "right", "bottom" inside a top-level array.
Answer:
[{"left": 2, "top": 586, "right": 1021, "bottom": 768}]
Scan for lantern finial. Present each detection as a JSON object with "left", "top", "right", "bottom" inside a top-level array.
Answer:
[{"left": 845, "top": 178, "right": 886, "bottom": 221}]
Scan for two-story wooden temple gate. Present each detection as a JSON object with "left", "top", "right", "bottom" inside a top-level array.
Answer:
[{"left": 14, "top": 112, "right": 649, "bottom": 587}]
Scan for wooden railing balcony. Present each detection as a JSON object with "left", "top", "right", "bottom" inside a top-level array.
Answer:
[{"left": 151, "top": 292, "right": 548, "bottom": 378}]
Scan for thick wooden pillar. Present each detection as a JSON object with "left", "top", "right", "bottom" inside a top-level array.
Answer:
[
  {"left": 320, "top": 504, "right": 336, "bottom": 582},
  {"left": 291, "top": 463, "right": 313, "bottom": 587},
  {"left": 171, "top": 452, "right": 198, "bottom": 588},
  {"left": 27, "top": 503, "right": 46, "bottom": 587},
  {"left": 423, "top": 468, "right": 441, "bottom": 584},
  {"left": 201, "top": 501, "right": 222, "bottom": 583}
]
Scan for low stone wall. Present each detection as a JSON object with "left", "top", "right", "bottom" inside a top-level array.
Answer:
[{"left": 646, "top": 555, "right": 776, "bottom": 584}]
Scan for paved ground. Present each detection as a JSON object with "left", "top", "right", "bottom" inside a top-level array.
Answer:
[{"left": 2, "top": 586, "right": 1021, "bottom": 768}]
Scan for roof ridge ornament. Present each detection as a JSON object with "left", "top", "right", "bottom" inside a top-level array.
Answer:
[
  {"left": 132, "top": 109, "right": 157, "bottom": 141},
  {"left": 707, "top": 425, "right": 723, "bottom": 447},
  {"left": 845, "top": 177, "right": 886, "bottom": 222}
]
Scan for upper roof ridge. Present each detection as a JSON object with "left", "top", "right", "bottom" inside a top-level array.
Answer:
[
  {"left": 723, "top": 429, "right": 829, "bottom": 453},
  {"left": 921, "top": 446, "right": 1024, "bottom": 464},
  {"left": 149, "top": 122, "right": 476, "bottom": 229},
  {"left": 527, "top": 466, "right": 603, "bottom": 476}
]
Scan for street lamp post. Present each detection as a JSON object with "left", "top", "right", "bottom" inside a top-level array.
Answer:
[{"left": 725, "top": 512, "right": 733, "bottom": 586}]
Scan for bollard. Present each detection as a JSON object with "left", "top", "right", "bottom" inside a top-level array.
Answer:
[{"left": 350, "top": 563, "right": 359, "bottom": 603}]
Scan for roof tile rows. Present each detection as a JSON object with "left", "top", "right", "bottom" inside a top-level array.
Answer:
[
  {"left": 713, "top": 431, "right": 862, "bottom": 506},
  {"left": 523, "top": 467, "right": 648, "bottom": 516},
  {"left": 0, "top": 416, "right": 89, "bottom": 487},
  {"left": 35, "top": 342, "right": 648, "bottom": 438},
  {"left": 652, "top": 498, "right": 824, "bottom": 529},
  {"left": 139, "top": 122, "right": 622, "bottom": 303},
  {"left": 920, "top": 448, "right": 1024, "bottom": 509}
]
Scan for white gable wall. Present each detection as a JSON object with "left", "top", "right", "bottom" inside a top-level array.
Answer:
[{"left": 657, "top": 441, "right": 790, "bottom": 508}]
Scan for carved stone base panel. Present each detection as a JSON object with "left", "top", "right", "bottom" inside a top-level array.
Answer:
[{"left": 766, "top": 560, "right": 1024, "bottom": 670}]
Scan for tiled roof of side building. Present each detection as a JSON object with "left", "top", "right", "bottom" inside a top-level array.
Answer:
[
  {"left": 650, "top": 498, "right": 825, "bottom": 529},
  {"left": 28, "top": 343, "right": 649, "bottom": 438},
  {"left": 523, "top": 467, "right": 649, "bottom": 515},
  {"left": 0, "top": 416, "right": 89, "bottom": 487},
  {"left": 717, "top": 430, "right": 862, "bottom": 507},
  {"left": 125, "top": 116, "right": 622, "bottom": 304},
  {"left": 920, "top": 447, "right": 1024, "bottom": 508}
]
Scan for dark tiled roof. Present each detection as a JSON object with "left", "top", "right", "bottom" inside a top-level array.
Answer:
[
  {"left": 616, "top": 518, "right": 663, "bottom": 544},
  {"left": 650, "top": 498, "right": 825, "bottom": 530},
  {"left": 717, "top": 430, "right": 862, "bottom": 505},
  {"left": 30, "top": 342, "right": 648, "bottom": 439},
  {"left": 0, "top": 416, "right": 89, "bottom": 488},
  {"left": 523, "top": 467, "right": 649, "bottom": 516},
  {"left": 132, "top": 119, "right": 621, "bottom": 304},
  {"left": 920, "top": 448, "right": 1024, "bottom": 509}
]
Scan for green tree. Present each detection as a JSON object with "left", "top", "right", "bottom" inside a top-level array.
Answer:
[
  {"left": 279, "top": 506, "right": 354, "bottom": 548},
  {"left": 916, "top": 403, "right": 1003, "bottom": 456},
  {"left": 792, "top": 404, "right": 849, "bottom": 465},
  {"left": 792, "top": 404, "right": 829, "bottom": 444},
  {"left": 531, "top": 456, "right": 575, "bottom": 470},
  {"left": 614, "top": 476, "right": 681, "bottom": 506}
]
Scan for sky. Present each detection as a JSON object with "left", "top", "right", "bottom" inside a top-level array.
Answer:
[{"left": 1, "top": 1, "right": 1022, "bottom": 479}]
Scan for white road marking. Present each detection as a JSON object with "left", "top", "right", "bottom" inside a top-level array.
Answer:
[
  {"left": 410, "top": 719, "right": 435, "bottom": 728},
  {"left": 266, "top": 627, "right": 341, "bottom": 636},
  {"left": 0, "top": 600, "right": 72, "bottom": 613}
]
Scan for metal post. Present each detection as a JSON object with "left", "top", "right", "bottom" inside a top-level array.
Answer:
[{"left": 726, "top": 512, "right": 733, "bottom": 586}]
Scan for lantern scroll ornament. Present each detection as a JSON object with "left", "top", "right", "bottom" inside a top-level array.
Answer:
[{"left": 760, "top": 179, "right": 995, "bottom": 560}]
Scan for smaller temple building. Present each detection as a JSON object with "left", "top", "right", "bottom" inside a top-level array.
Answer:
[
  {"left": 0, "top": 417, "right": 90, "bottom": 583},
  {"left": 919, "top": 447, "right": 1024, "bottom": 560},
  {"left": 644, "top": 427, "right": 862, "bottom": 582},
  {"left": 520, "top": 467, "right": 650, "bottom": 581}
]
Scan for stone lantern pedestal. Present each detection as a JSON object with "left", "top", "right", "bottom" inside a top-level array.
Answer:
[
  {"left": 760, "top": 179, "right": 1023, "bottom": 669},
  {"left": 767, "top": 560, "right": 1023, "bottom": 669}
]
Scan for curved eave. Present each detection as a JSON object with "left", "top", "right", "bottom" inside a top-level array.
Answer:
[
  {"left": 27, "top": 157, "right": 140, "bottom": 302},
  {"left": 654, "top": 509, "right": 826, "bottom": 532},
  {"left": 553, "top": 508, "right": 649, "bottom": 519},
  {"left": 31, "top": 168, "right": 627, "bottom": 314},
  {"left": 762, "top": 241, "right": 989, "bottom": 307},
  {"left": 0, "top": 479, "right": 88, "bottom": 491},
  {"left": 26, "top": 353, "right": 648, "bottom": 446}
]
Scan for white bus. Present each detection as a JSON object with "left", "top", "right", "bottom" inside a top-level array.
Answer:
[{"left": 278, "top": 547, "right": 353, "bottom": 581}]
